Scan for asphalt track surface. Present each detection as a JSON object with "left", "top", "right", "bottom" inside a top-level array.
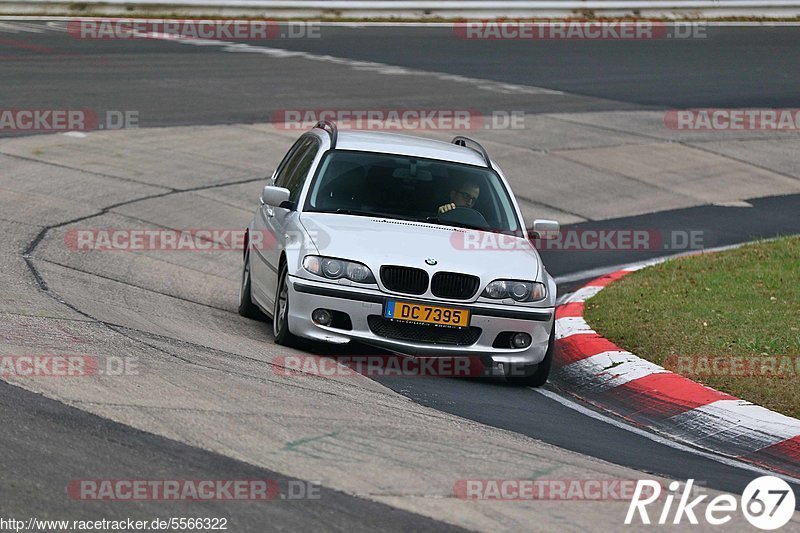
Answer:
[
  {"left": 2, "top": 20, "right": 800, "bottom": 529},
  {"left": 2, "top": 23, "right": 800, "bottom": 130},
  {"left": 0, "top": 379, "right": 465, "bottom": 532}
]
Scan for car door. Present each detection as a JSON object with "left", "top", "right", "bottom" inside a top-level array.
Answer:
[{"left": 251, "top": 136, "right": 320, "bottom": 308}]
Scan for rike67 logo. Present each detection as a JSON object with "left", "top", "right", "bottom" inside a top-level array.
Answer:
[{"left": 626, "top": 477, "right": 796, "bottom": 530}]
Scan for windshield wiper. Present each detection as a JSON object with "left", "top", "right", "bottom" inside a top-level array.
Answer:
[
  {"left": 334, "top": 208, "right": 384, "bottom": 217},
  {"left": 314, "top": 209, "right": 492, "bottom": 231},
  {"left": 422, "top": 216, "right": 489, "bottom": 232},
  {"left": 314, "top": 208, "right": 407, "bottom": 221}
]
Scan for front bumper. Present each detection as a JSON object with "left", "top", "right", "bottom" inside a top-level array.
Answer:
[{"left": 286, "top": 275, "right": 554, "bottom": 365}]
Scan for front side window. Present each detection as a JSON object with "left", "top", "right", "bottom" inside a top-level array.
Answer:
[
  {"left": 304, "top": 150, "right": 520, "bottom": 233},
  {"left": 274, "top": 137, "right": 314, "bottom": 186},
  {"left": 272, "top": 136, "right": 319, "bottom": 207},
  {"left": 273, "top": 137, "right": 308, "bottom": 187},
  {"left": 283, "top": 139, "right": 319, "bottom": 203}
]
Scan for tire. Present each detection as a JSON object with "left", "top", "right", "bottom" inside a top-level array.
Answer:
[
  {"left": 273, "top": 262, "right": 300, "bottom": 347},
  {"left": 238, "top": 248, "right": 264, "bottom": 320},
  {"left": 506, "top": 325, "right": 556, "bottom": 387}
]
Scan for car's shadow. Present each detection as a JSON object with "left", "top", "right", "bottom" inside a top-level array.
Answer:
[{"left": 291, "top": 332, "right": 514, "bottom": 388}]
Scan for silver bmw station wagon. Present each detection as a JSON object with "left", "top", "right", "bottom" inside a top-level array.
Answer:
[{"left": 239, "top": 121, "right": 560, "bottom": 386}]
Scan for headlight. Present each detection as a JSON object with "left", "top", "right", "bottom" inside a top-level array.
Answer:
[
  {"left": 322, "top": 258, "right": 343, "bottom": 278},
  {"left": 482, "top": 280, "right": 546, "bottom": 302},
  {"left": 303, "top": 255, "right": 376, "bottom": 284}
]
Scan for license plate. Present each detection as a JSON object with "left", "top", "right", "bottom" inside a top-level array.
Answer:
[{"left": 384, "top": 300, "right": 469, "bottom": 328}]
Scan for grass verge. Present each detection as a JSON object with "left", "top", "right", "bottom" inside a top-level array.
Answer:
[{"left": 584, "top": 236, "right": 800, "bottom": 419}]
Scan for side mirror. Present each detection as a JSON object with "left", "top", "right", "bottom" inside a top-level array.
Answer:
[
  {"left": 261, "top": 186, "right": 290, "bottom": 207},
  {"left": 531, "top": 219, "right": 560, "bottom": 240}
]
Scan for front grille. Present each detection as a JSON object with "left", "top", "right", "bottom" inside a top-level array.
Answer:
[
  {"left": 367, "top": 316, "right": 481, "bottom": 346},
  {"left": 431, "top": 272, "right": 480, "bottom": 300},
  {"left": 380, "top": 265, "right": 429, "bottom": 295}
]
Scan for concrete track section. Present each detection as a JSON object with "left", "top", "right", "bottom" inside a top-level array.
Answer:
[{"left": 2, "top": 117, "right": 799, "bottom": 530}]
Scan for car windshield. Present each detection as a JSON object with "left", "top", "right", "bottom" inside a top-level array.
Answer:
[{"left": 304, "top": 150, "right": 521, "bottom": 233}]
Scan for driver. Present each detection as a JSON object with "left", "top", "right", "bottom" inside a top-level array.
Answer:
[{"left": 438, "top": 179, "right": 480, "bottom": 214}]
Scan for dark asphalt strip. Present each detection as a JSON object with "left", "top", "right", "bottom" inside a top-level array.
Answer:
[
  {"left": 237, "top": 25, "right": 800, "bottom": 109},
  {"left": 544, "top": 193, "right": 800, "bottom": 292},
  {"left": 373, "top": 374, "right": 800, "bottom": 505},
  {"left": 2, "top": 23, "right": 800, "bottom": 134},
  {"left": 0, "top": 379, "right": 466, "bottom": 532}
]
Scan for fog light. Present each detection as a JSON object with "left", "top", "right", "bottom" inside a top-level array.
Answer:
[
  {"left": 312, "top": 309, "right": 333, "bottom": 326},
  {"left": 511, "top": 332, "right": 532, "bottom": 349}
]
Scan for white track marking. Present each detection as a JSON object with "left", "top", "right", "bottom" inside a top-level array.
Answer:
[
  {"left": 563, "top": 284, "right": 603, "bottom": 303},
  {"left": 554, "top": 350, "right": 668, "bottom": 394},
  {"left": 532, "top": 387, "right": 800, "bottom": 486},
  {"left": 218, "top": 41, "right": 562, "bottom": 95},
  {"left": 45, "top": 21, "right": 68, "bottom": 31},
  {"left": 668, "top": 400, "right": 800, "bottom": 450},
  {"left": 0, "top": 21, "right": 46, "bottom": 33},
  {"left": 555, "top": 316, "right": 595, "bottom": 339},
  {"left": 115, "top": 30, "right": 562, "bottom": 96}
]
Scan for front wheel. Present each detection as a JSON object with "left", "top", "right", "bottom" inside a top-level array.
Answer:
[
  {"left": 273, "top": 263, "right": 300, "bottom": 347},
  {"left": 505, "top": 326, "right": 556, "bottom": 387},
  {"left": 238, "top": 248, "right": 264, "bottom": 320}
]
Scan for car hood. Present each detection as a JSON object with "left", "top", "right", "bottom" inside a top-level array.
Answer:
[{"left": 300, "top": 212, "right": 542, "bottom": 282}]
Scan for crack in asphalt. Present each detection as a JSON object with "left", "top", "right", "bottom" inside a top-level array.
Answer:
[
  {"left": 22, "top": 174, "right": 262, "bottom": 289},
  {"left": 0, "top": 149, "right": 178, "bottom": 190},
  {"left": 15, "top": 174, "right": 297, "bottom": 385},
  {"left": 39, "top": 257, "right": 236, "bottom": 313},
  {"left": 679, "top": 141, "right": 800, "bottom": 184}
]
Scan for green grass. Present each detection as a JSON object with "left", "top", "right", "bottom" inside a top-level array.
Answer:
[{"left": 584, "top": 236, "right": 800, "bottom": 419}]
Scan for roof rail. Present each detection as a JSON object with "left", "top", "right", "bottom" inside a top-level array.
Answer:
[
  {"left": 314, "top": 120, "right": 338, "bottom": 149},
  {"left": 452, "top": 136, "right": 491, "bottom": 168}
]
